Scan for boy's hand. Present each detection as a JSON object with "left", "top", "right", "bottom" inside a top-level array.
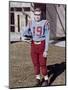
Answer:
[{"left": 43, "top": 51, "right": 48, "bottom": 58}]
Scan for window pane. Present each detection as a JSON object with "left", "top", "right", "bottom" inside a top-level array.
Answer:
[
  {"left": 17, "top": 15, "right": 20, "bottom": 32},
  {"left": 10, "top": 7, "right": 14, "bottom": 11},
  {"left": 10, "top": 13, "right": 14, "bottom": 24},
  {"left": 24, "top": 7, "right": 30, "bottom": 11},
  {"left": 15, "top": 7, "right": 22, "bottom": 11},
  {"left": 10, "top": 26, "right": 15, "bottom": 32}
]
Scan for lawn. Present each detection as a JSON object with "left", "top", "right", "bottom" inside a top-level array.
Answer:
[{"left": 9, "top": 41, "right": 66, "bottom": 88}]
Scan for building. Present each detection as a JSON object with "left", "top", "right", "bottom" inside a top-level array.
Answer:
[{"left": 9, "top": 2, "right": 66, "bottom": 41}]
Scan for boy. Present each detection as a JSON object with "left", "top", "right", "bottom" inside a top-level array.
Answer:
[{"left": 22, "top": 8, "right": 50, "bottom": 86}]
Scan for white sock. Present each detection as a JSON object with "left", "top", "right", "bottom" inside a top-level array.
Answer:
[
  {"left": 44, "top": 75, "right": 48, "bottom": 80},
  {"left": 36, "top": 74, "right": 40, "bottom": 80}
]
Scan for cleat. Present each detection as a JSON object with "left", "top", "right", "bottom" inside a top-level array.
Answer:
[{"left": 41, "top": 79, "right": 49, "bottom": 86}]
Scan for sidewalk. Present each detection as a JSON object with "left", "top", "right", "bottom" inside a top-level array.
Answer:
[
  {"left": 54, "top": 41, "right": 65, "bottom": 47},
  {"left": 10, "top": 32, "right": 21, "bottom": 42},
  {"left": 10, "top": 32, "right": 65, "bottom": 48},
  {"left": 50, "top": 40, "right": 65, "bottom": 47}
]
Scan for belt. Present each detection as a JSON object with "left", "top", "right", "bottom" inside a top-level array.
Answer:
[{"left": 34, "top": 41, "right": 41, "bottom": 44}]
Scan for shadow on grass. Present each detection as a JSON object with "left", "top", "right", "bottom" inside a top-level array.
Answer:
[{"left": 47, "top": 62, "right": 66, "bottom": 85}]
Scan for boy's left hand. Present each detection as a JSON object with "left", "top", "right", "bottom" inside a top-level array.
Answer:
[{"left": 43, "top": 51, "right": 48, "bottom": 58}]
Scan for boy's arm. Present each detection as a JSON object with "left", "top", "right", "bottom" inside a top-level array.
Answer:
[
  {"left": 21, "top": 20, "right": 32, "bottom": 40},
  {"left": 23, "top": 25, "right": 30, "bottom": 36},
  {"left": 43, "top": 20, "right": 50, "bottom": 58},
  {"left": 44, "top": 20, "right": 50, "bottom": 53},
  {"left": 23, "top": 19, "right": 31, "bottom": 36}
]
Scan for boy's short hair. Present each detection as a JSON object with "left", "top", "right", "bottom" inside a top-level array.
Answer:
[
  {"left": 34, "top": 8, "right": 41, "bottom": 15},
  {"left": 34, "top": 8, "right": 41, "bottom": 12}
]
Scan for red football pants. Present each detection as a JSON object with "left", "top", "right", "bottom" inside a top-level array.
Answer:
[{"left": 31, "top": 40, "right": 48, "bottom": 76}]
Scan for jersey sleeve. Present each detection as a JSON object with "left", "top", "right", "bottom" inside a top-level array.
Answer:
[{"left": 44, "top": 20, "right": 50, "bottom": 52}]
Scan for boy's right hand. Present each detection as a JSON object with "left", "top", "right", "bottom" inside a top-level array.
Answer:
[{"left": 43, "top": 51, "right": 48, "bottom": 58}]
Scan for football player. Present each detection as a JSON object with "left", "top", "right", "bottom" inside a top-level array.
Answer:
[{"left": 22, "top": 8, "right": 50, "bottom": 86}]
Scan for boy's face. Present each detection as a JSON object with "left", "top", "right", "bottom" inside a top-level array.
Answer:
[{"left": 34, "top": 10, "right": 41, "bottom": 22}]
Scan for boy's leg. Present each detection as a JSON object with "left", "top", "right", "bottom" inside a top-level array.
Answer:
[
  {"left": 39, "top": 54, "right": 48, "bottom": 86},
  {"left": 31, "top": 43, "right": 41, "bottom": 86},
  {"left": 39, "top": 54, "right": 48, "bottom": 77},
  {"left": 38, "top": 40, "right": 48, "bottom": 86},
  {"left": 31, "top": 52, "right": 40, "bottom": 76}
]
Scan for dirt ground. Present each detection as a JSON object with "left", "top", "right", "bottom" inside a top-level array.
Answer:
[{"left": 9, "top": 41, "right": 66, "bottom": 88}]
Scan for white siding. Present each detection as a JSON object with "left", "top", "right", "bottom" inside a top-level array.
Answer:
[{"left": 10, "top": 2, "right": 31, "bottom": 7}]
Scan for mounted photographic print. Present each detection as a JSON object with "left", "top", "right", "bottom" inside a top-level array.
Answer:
[{"left": 9, "top": 1, "right": 66, "bottom": 89}]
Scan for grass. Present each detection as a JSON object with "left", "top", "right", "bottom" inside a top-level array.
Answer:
[{"left": 9, "top": 41, "right": 66, "bottom": 88}]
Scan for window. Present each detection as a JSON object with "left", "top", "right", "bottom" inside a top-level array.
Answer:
[
  {"left": 10, "top": 13, "right": 15, "bottom": 24},
  {"left": 25, "top": 15, "right": 28, "bottom": 26},
  {"left": 17, "top": 15, "right": 20, "bottom": 32},
  {"left": 23, "top": 7, "right": 30, "bottom": 11},
  {"left": 15, "top": 7, "right": 22, "bottom": 11},
  {"left": 10, "top": 7, "right": 15, "bottom": 32},
  {"left": 10, "top": 26, "right": 15, "bottom": 32},
  {"left": 10, "top": 7, "right": 14, "bottom": 11}
]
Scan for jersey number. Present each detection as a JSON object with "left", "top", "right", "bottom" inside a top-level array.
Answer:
[{"left": 33, "top": 26, "right": 42, "bottom": 36}]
